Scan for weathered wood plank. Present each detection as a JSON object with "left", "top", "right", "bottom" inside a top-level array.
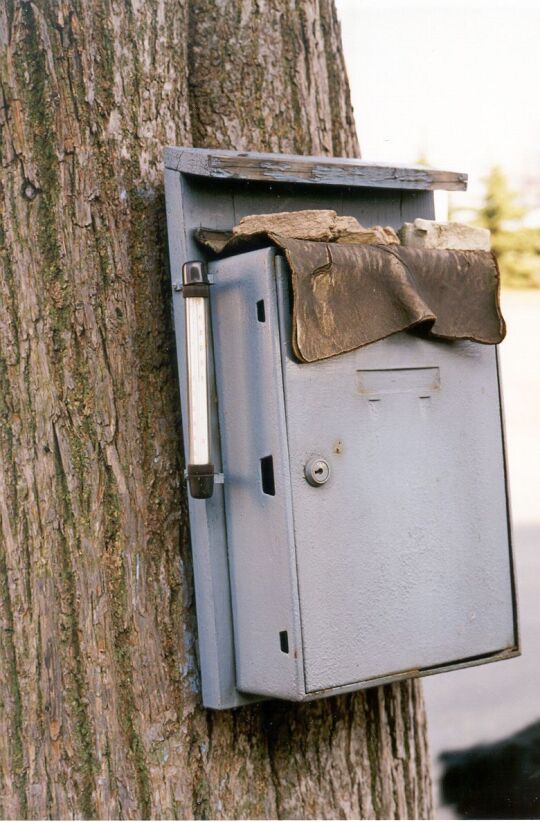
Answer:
[{"left": 164, "top": 147, "right": 467, "bottom": 191}]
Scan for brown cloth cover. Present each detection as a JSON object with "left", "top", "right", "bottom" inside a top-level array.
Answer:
[
  {"left": 272, "top": 237, "right": 505, "bottom": 362},
  {"left": 194, "top": 228, "right": 505, "bottom": 363}
]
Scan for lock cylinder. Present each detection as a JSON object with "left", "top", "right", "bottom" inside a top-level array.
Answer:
[
  {"left": 182, "top": 261, "right": 214, "bottom": 499},
  {"left": 304, "top": 457, "right": 331, "bottom": 486}
]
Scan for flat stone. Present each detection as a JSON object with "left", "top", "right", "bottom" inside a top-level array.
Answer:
[
  {"left": 232, "top": 209, "right": 338, "bottom": 241},
  {"left": 399, "top": 218, "right": 490, "bottom": 251},
  {"left": 334, "top": 218, "right": 399, "bottom": 245},
  {"left": 232, "top": 210, "right": 400, "bottom": 245}
]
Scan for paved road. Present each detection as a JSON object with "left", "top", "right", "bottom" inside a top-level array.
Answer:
[{"left": 423, "top": 290, "right": 540, "bottom": 817}]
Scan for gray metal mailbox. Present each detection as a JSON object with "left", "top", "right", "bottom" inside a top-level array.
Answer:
[{"left": 164, "top": 148, "right": 519, "bottom": 709}]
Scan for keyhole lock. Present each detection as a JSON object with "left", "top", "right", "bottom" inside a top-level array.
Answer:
[{"left": 304, "top": 457, "right": 330, "bottom": 487}]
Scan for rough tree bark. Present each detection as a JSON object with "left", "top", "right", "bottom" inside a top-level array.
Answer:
[{"left": 0, "top": 0, "right": 432, "bottom": 818}]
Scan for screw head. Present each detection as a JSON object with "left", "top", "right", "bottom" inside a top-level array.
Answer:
[{"left": 304, "top": 456, "right": 330, "bottom": 487}]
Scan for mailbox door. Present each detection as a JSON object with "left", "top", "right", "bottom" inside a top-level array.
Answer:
[
  {"left": 210, "top": 248, "right": 304, "bottom": 700},
  {"left": 275, "top": 256, "right": 517, "bottom": 695}
]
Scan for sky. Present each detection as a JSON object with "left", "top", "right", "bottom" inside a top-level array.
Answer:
[{"left": 335, "top": 0, "right": 540, "bottom": 218}]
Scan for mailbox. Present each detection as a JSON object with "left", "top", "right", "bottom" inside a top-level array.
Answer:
[{"left": 164, "top": 148, "right": 519, "bottom": 709}]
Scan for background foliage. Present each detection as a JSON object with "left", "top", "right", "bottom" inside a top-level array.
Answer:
[{"left": 452, "top": 167, "right": 540, "bottom": 289}]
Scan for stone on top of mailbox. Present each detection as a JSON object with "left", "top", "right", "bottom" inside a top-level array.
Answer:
[
  {"left": 195, "top": 209, "right": 399, "bottom": 254},
  {"left": 400, "top": 218, "right": 490, "bottom": 251},
  {"left": 196, "top": 211, "right": 491, "bottom": 255},
  {"left": 232, "top": 210, "right": 400, "bottom": 245}
]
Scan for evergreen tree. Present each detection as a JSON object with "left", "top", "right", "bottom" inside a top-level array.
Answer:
[
  {"left": 476, "top": 166, "right": 525, "bottom": 236},
  {"left": 452, "top": 166, "right": 540, "bottom": 288}
]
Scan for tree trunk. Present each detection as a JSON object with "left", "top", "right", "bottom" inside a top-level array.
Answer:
[{"left": 0, "top": 0, "right": 432, "bottom": 818}]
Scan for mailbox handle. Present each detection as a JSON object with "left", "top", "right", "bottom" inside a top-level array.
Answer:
[{"left": 182, "top": 261, "right": 214, "bottom": 500}]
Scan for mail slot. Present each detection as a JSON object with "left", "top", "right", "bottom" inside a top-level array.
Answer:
[{"left": 164, "top": 148, "right": 519, "bottom": 709}]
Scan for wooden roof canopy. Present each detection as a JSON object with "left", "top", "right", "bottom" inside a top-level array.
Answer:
[{"left": 164, "top": 147, "right": 467, "bottom": 192}]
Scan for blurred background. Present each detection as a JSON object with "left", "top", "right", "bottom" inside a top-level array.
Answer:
[{"left": 336, "top": 1, "right": 540, "bottom": 817}]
